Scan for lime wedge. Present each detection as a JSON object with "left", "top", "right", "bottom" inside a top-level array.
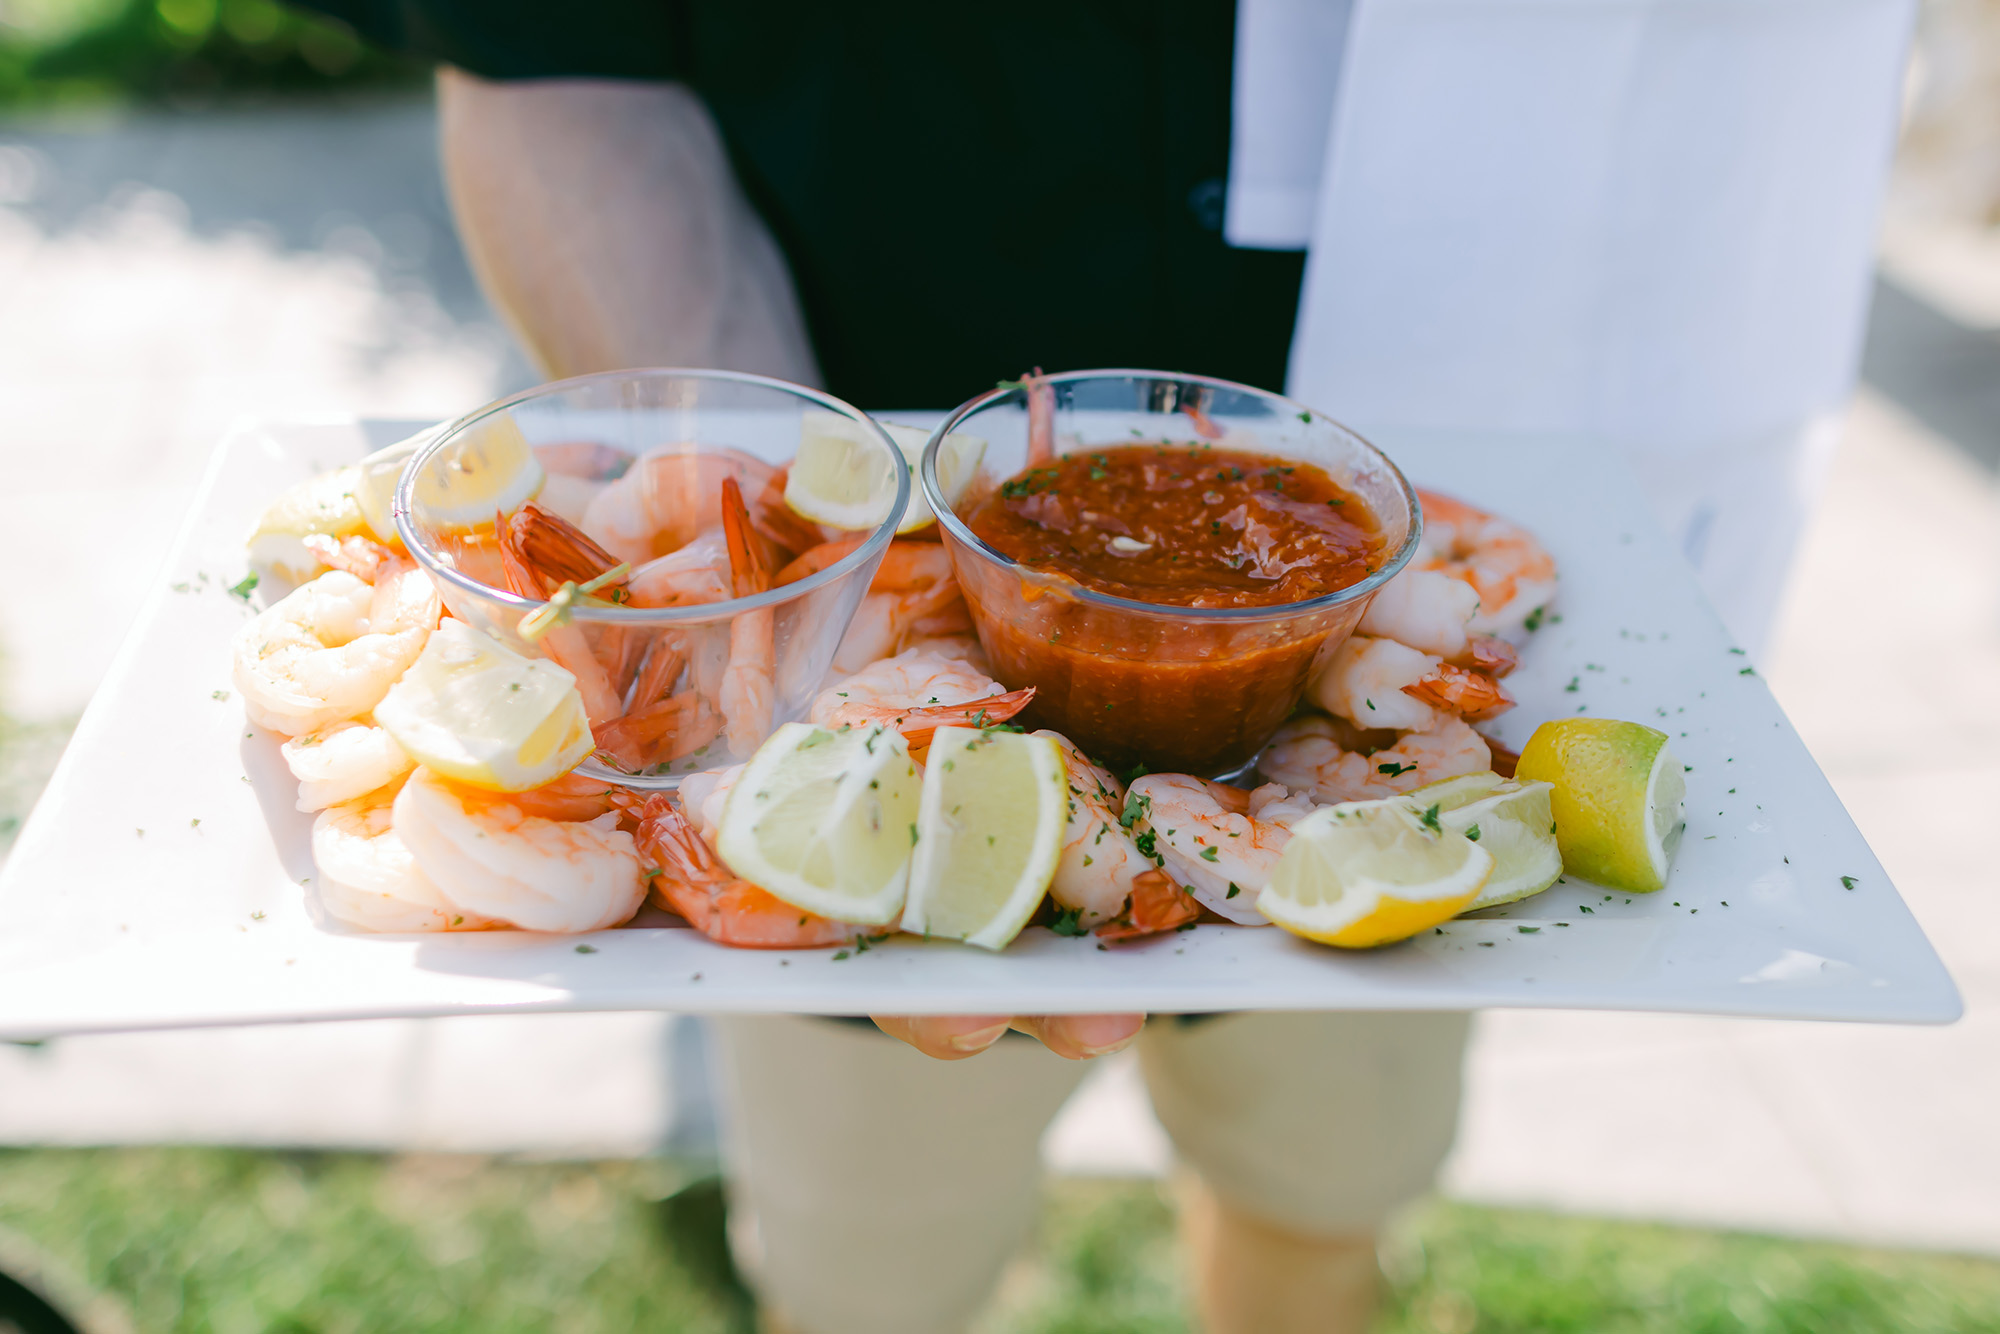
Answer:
[
  {"left": 900, "top": 726, "right": 1067, "bottom": 950},
  {"left": 373, "top": 619, "right": 593, "bottom": 792},
  {"left": 1259, "top": 799, "right": 1492, "bottom": 948},
  {"left": 1515, "top": 718, "right": 1686, "bottom": 892},
  {"left": 715, "top": 721, "right": 924, "bottom": 925},
  {"left": 1402, "top": 772, "right": 1563, "bottom": 911}
]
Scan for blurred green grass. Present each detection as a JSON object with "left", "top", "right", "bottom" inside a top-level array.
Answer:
[
  {"left": 0, "top": 0, "right": 425, "bottom": 112},
  {"left": 4, "top": 1148, "right": 2000, "bottom": 1333}
]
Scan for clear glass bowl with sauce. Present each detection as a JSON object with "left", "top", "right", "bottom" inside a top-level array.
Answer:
[
  {"left": 396, "top": 368, "right": 907, "bottom": 789},
  {"left": 922, "top": 370, "right": 1420, "bottom": 777}
]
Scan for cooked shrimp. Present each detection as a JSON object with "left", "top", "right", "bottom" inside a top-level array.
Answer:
[
  {"left": 283, "top": 718, "right": 413, "bottom": 811},
  {"left": 900, "top": 632, "right": 994, "bottom": 678},
  {"left": 1255, "top": 712, "right": 1491, "bottom": 804},
  {"left": 1308, "top": 635, "right": 1514, "bottom": 731},
  {"left": 581, "top": 446, "right": 808, "bottom": 567},
  {"left": 496, "top": 516, "right": 624, "bottom": 726},
  {"left": 627, "top": 794, "right": 882, "bottom": 949},
  {"left": 776, "top": 535, "right": 866, "bottom": 587},
  {"left": 1125, "top": 774, "right": 1314, "bottom": 924},
  {"left": 832, "top": 541, "right": 965, "bottom": 673},
  {"left": 677, "top": 762, "right": 744, "bottom": 847},
  {"left": 1095, "top": 870, "right": 1202, "bottom": 941},
  {"left": 391, "top": 767, "right": 646, "bottom": 933},
  {"left": 312, "top": 784, "right": 495, "bottom": 933},
  {"left": 507, "top": 503, "right": 626, "bottom": 590},
  {"left": 1415, "top": 489, "right": 1558, "bottom": 638},
  {"left": 1036, "top": 731, "right": 1152, "bottom": 927},
  {"left": 1357, "top": 567, "right": 1479, "bottom": 659},
  {"left": 628, "top": 529, "right": 733, "bottom": 608},
  {"left": 595, "top": 690, "right": 725, "bottom": 774},
  {"left": 303, "top": 533, "right": 443, "bottom": 635},
  {"left": 231, "top": 570, "right": 432, "bottom": 737},
  {"left": 719, "top": 477, "right": 776, "bottom": 757},
  {"left": 811, "top": 648, "right": 1034, "bottom": 759}
]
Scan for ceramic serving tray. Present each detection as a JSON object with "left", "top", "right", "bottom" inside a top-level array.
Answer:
[{"left": 0, "top": 418, "right": 1960, "bottom": 1037}]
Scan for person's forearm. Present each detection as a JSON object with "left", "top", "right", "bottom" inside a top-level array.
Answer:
[{"left": 436, "top": 67, "right": 821, "bottom": 385}]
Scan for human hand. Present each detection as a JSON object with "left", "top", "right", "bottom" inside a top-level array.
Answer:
[{"left": 872, "top": 1013, "right": 1146, "bottom": 1060}]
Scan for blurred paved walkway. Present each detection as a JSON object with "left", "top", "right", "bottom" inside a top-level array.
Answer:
[{"left": 2, "top": 102, "right": 1998, "bottom": 1250}]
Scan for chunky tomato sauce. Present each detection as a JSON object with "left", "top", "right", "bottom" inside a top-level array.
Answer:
[
  {"left": 951, "top": 446, "right": 1388, "bottom": 775},
  {"left": 964, "top": 447, "right": 1380, "bottom": 607}
]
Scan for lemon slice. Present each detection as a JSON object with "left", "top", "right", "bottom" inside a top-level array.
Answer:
[
  {"left": 785, "top": 411, "right": 902, "bottom": 531},
  {"left": 715, "top": 720, "right": 924, "bottom": 925},
  {"left": 1259, "top": 799, "right": 1493, "bottom": 948},
  {"left": 878, "top": 421, "right": 987, "bottom": 533},
  {"left": 247, "top": 467, "right": 370, "bottom": 582},
  {"left": 354, "top": 424, "right": 442, "bottom": 545},
  {"left": 1515, "top": 718, "right": 1686, "bottom": 893},
  {"left": 1403, "top": 772, "right": 1562, "bottom": 911},
  {"left": 372, "top": 619, "right": 593, "bottom": 792},
  {"left": 900, "top": 726, "right": 1067, "bottom": 949},
  {"left": 406, "top": 414, "right": 545, "bottom": 533}
]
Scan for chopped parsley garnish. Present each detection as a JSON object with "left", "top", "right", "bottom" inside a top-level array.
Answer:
[
  {"left": 1377, "top": 760, "right": 1416, "bottom": 777},
  {"left": 574, "top": 944, "right": 597, "bottom": 954},
  {"left": 1841, "top": 875, "right": 1857, "bottom": 890},
  {"left": 1049, "top": 906, "right": 1088, "bottom": 937},
  {"left": 1465, "top": 823, "right": 1481, "bottom": 842},
  {"left": 227, "top": 572, "right": 259, "bottom": 601},
  {"left": 1524, "top": 605, "right": 1546, "bottom": 632},
  {"left": 1199, "top": 846, "right": 1220, "bottom": 862},
  {"left": 1418, "top": 803, "right": 1442, "bottom": 833}
]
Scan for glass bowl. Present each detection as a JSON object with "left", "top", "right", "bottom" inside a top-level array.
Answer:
[
  {"left": 396, "top": 368, "right": 908, "bottom": 789},
  {"left": 922, "top": 370, "right": 1420, "bottom": 777}
]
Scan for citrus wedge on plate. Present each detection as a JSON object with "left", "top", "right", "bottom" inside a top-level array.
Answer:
[
  {"left": 353, "top": 424, "right": 442, "bottom": 545},
  {"left": 878, "top": 421, "right": 986, "bottom": 533},
  {"left": 373, "top": 619, "right": 593, "bottom": 792},
  {"left": 715, "top": 721, "right": 924, "bottom": 926},
  {"left": 247, "top": 467, "right": 370, "bottom": 582},
  {"left": 405, "top": 414, "right": 544, "bottom": 533},
  {"left": 1402, "top": 772, "right": 1563, "bottom": 911},
  {"left": 900, "top": 726, "right": 1067, "bottom": 949},
  {"left": 1515, "top": 718, "right": 1686, "bottom": 893},
  {"left": 1259, "top": 799, "right": 1493, "bottom": 948}
]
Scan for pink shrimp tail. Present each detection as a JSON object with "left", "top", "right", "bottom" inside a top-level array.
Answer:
[
  {"left": 1403, "top": 663, "right": 1514, "bottom": 723},
  {"left": 899, "top": 687, "right": 1037, "bottom": 762}
]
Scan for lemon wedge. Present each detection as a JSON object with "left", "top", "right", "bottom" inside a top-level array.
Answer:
[
  {"left": 715, "top": 721, "right": 924, "bottom": 925},
  {"left": 1515, "top": 718, "right": 1686, "bottom": 893},
  {"left": 785, "top": 411, "right": 902, "bottom": 531},
  {"left": 247, "top": 467, "right": 370, "bottom": 582},
  {"left": 353, "top": 424, "right": 442, "bottom": 545},
  {"left": 372, "top": 619, "right": 593, "bottom": 792},
  {"left": 901, "top": 726, "right": 1067, "bottom": 949},
  {"left": 1259, "top": 799, "right": 1493, "bottom": 948},
  {"left": 405, "top": 414, "right": 544, "bottom": 534},
  {"left": 879, "top": 421, "right": 986, "bottom": 533},
  {"left": 1402, "top": 772, "right": 1563, "bottom": 912}
]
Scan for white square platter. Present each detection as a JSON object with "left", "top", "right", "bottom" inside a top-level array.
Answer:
[{"left": 0, "top": 418, "right": 1961, "bottom": 1037}]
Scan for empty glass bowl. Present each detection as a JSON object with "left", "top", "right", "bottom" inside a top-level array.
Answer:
[
  {"left": 921, "top": 370, "right": 1420, "bottom": 777},
  {"left": 396, "top": 368, "right": 907, "bottom": 789}
]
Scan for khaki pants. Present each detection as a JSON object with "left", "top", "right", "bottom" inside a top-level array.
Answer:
[
  {"left": 439, "top": 71, "right": 1474, "bottom": 1334},
  {"left": 714, "top": 1013, "right": 1470, "bottom": 1334}
]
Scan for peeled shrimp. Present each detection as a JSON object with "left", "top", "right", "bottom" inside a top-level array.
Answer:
[
  {"left": 312, "top": 784, "right": 495, "bottom": 933},
  {"left": 283, "top": 718, "right": 413, "bottom": 811},
  {"left": 811, "top": 648, "right": 1034, "bottom": 757},
  {"left": 832, "top": 541, "right": 965, "bottom": 674},
  {"left": 231, "top": 570, "right": 434, "bottom": 737},
  {"left": 1416, "top": 490, "right": 1558, "bottom": 638},
  {"left": 1256, "top": 712, "right": 1491, "bottom": 805},
  {"left": 1307, "top": 635, "right": 1513, "bottom": 732},
  {"left": 1357, "top": 567, "right": 1480, "bottom": 659},
  {"left": 392, "top": 767, "right": 646, "bottom": 933},
  {"left": 1125, "top": 774, "right": 1316, "bottom": 924},
  {"left": 581, "top": 446, "right": 804, "bottom": 567},
  {"left": 1037, "top": 731, "right": 1153, "bottom": 928},
  {"left": 677, "top": 762, "right": 744, "bottom": 847},
  {"left": 628, "top": 530, "right": 732, "bottom": 608},
  {"left": 627, "top": 794, "right": 881, "bottom": 949},
  {"left": 719, "top": 477, "right": 776, "bottom": 757}
]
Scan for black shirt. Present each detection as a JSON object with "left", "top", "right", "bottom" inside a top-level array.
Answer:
[{"left": 298, "top": 1, "right": 1307, "bottom": 409}]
